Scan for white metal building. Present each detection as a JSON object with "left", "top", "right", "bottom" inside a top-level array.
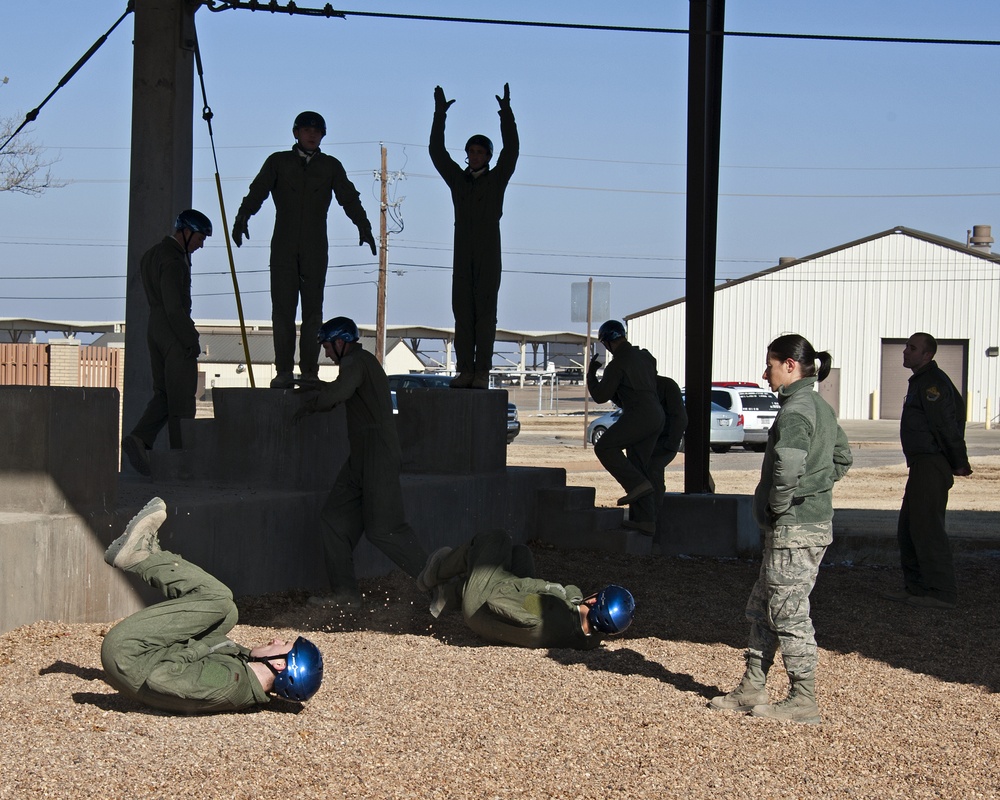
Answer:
[{"left": 626, "top": 225, "right": 1000, "bottom": 423}]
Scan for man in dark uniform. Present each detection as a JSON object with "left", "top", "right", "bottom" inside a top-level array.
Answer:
[
  {"left": 429, "top": 84, "right": 518, "bottom": 390},
  {"left": 292, "top": 316, "right": 428, "bottom": 609},
  {"left": 102, "top": 497, "right": 324, "bottom": 713},
  {"left": 415, "top": 529, "right": 635, "bottom": 648},
  {"left": 122, "top": 210, "right": 210, "bottom": 476},
  {"left": 587, "top": 320, "right": 664, "bottom": 534},
  {"left": 884, "top": 332, "right": 972, "bottom": 610},
  {"left": 648, "top": 374, "right": 688, "bottom": 528},
  {"left": 232, "top": 112, "right": 377, "bottom": 389}
]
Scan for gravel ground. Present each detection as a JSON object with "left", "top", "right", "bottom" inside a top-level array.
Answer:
[{"left": 2, "top": 424, "right": 999, "bottom": 799}]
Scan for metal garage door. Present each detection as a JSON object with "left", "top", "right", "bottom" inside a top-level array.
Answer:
[{"left": 879, "top": 339, "right": 968, "bottom": 420}]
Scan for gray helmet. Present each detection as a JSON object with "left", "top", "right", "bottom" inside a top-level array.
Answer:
[
  {"left": 174, "top": 209, "right": 212, "bottom": 237},
  {"left": 465, "top": 134, "right": 494, "bottom": 158},
  {"left": 294, "top": 111, "right": 327, "bottom": 135},
  {"left": 598, "top": 320, "right": 626, "bottom": 345},
  {"left": 317, "top": 316, "right": 360, "bottom": 344}
]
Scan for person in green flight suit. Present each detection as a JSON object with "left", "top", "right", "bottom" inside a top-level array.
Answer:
[
  {"left": 121, "top": 210, "right": 211, "bottom": 477},
  {"left": 101, "top": 497, "right": 324, "bottom": 713},
  {"left": 232, "top": 111, "right": 377, "bottom": 389},
  {"left": 429, "top": 84, "right": 519, "bottom": 390},
  {"left": 292, "top": 316, "right": 429, "bottom": 609},
  {"left": 415, "top": 529, "right": 635, "bottom": 649}
]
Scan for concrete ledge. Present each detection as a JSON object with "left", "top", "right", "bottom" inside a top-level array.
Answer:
[
  {"left": 655, "top": 492, "right": 760, "bottom": 558},
  {"left": 396, "top": 387, "right": 506, "bottom": 474},
  {"left": 0, "top": 386, "right": 118, "bottom": 513}
]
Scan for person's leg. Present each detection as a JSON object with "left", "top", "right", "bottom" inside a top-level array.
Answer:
[
  {"left": 129, "top": 333, "right": 169, "bottom": 448},
  {"left": 451, "top": 258, "right": 476, "bottom": 376},
  {"left": 747, "top": 543, "right": 826, "bottom": 724},
  {"left": 509, "top": 543, "right": 535, "bottom": 579},
  {"left": 359, "top": 434, "right": 429, "bottom": 578},
  {"left": 896, "top": 469, "right": 923, "bottom": 595},
  {"left": 101, "top": 551, "right": 238, "bottom": 694},
  {"left": 298, "top": 257, "right": 328, "bottom": 378},
  {"left": 163, "top": 341, "right": 198, "bottom": 449},
  {"left": 903, "top": 456, "right": 957, "bottom": 603},
  {"left": 318, "top": 463, "right": 366, "bottom": 598},
  {"left": 460, "top": 530, "right": 515, "bottom": 619},
  {"left": 626, "top": 427, "right": 660, "bottom": 528},
  {"left": 471, "top": 254, "right": 502, "bottom": 376},
  {"left": 270, "top": 260, "right": 299, "bottom": 377}
]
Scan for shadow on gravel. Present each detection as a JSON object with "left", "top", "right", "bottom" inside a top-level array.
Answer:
[{"left": 235, "top": 544, "right": 1000, "bottom": 693}]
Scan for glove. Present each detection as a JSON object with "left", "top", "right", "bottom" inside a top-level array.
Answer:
[
  {"left": 292, "top": 401, "right": 316, "bottom": 426},
  {"left": 588, "top": 355, "right": 601, "bottom": 376},
  {"left": 496, "top": 82, "right": 511, "bottom": 114},
  {"left": 232, "top": 215, "right": 249, "bottom": 248},
  {"left": 360, "top": 227, "right": 377, "bottom": 256},
  {"left": 434, "top": 85, "right": 455, "bottom": 114}
]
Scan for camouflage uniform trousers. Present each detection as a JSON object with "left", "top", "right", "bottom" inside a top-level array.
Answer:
[{"left": 745, "top": 525, "right": 829, "bottom": 680}]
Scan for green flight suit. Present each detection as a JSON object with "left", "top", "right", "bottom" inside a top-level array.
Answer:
[
  {"left": 101, "top": 551, "right": 269, "bottom": 714},
  {"left": 236, "top": 147, "right": 374, "bottom": 377},
  {"left": 747, "top": 376, "right": 852, "bottom": 680},
  {"left": 433, "top": 530, "right": 601, "bottom": 649},
  {"left": 429, "top": 105, "right": 518, "bottom": 374},
  {"left": 129, "top": 236, "right": 200, "bottom": 449},
  {"left": 300, "top": 345, "right": 428, "bottom": 595}
]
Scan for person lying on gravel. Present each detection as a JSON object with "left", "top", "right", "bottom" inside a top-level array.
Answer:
[
  {"left": 416, "top": 529, "right": 635, "bottom": 649},
  {"left": 100, "top": 497, "right": 324, "bottom": 713}
]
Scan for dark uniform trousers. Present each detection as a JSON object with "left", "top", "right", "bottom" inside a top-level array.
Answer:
[
  {"left": 131, "top": 321, "right": 198, "bottom": 450},
  {"left": 270, "top": 255, "right": 327, "bottom": 376},
  {"left": 897, "top": 453, "right": 957, "bottom": 603},
  {"left": 319, "top": 424, "right": 428, "bottom": 595},
  {"left": 594, "top": 408, "right": 664, "bottom": 524}
]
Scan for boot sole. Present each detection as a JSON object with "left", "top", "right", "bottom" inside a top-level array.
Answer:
[{"left": 105, "top": 497, "right": 167, "bottom": 567}]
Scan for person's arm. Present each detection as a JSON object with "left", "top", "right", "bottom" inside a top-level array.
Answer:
[
  {"left": 587, "top": 356, "right": 623, "bottom": 405},
  {"left": 832, "top": 424, "right": 853, "bottom": 481},
  {"left": 232, "top": 154, "right": 278, "bottom": 246},
  {"left": 295, "top": 352, "right": 365, "bottom": 423},
  {"left": 924, "top": 380, "right": 972, "bottom": 474},
  {"left": 159, "top": 257, "right": 200, "bottom": 355},
  {"left": 429, "top": 86, "right": 464, "bottom": 184},
  {"left": 494, "top": 83, "right": 519, "bottom": 180},
  {"left": 329, "top": 159, "right": 376, "bottom": 255},
  {"left": 768, "top": 412, "right": 811, "bottom": 520}
]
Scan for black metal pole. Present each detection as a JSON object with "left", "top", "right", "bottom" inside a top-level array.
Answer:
[{"left": 684, "top": 0, "right": 725, "bottom": 494}]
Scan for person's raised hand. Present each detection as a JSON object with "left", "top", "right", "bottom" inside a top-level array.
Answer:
[
  {"left": 434, "top": 86, "right": 455, "bottom": 114},
  {"left": 496, "top": 82, "right": 511, "bottom": 113}
]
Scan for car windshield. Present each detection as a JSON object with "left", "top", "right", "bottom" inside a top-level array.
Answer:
[{"left": 739, "top": 393, "right": 780, "bottom": 411}]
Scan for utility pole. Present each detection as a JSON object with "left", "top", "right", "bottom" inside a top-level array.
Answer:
[{"left": 375, "top": 144, "right": 388, "bottom": 365}]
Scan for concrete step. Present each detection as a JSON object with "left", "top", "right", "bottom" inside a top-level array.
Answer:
[{"left": 536, "top": 485, "right": 597, "bottom": 512}]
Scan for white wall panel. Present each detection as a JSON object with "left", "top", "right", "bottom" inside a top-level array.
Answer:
[{"left": 629, "top": 230, "right": 1000, "bottom": 421}]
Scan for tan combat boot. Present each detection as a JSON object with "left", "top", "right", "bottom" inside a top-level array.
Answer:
[
  {"left": 709, "top": 655, "right": 769, "bottom": 712},
  {"left": 750, "top": 676, "right": 822, "bottom": 724}
]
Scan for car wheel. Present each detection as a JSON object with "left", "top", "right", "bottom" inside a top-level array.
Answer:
[
  {"left": 711, "top": 445, "right": 731, "bottom": 454},
  {"left": 591, "top": 426, "right": 606, "bottom": 444},
  {"left": 746, "top": 443, "right": 766, "bottom": 453}
]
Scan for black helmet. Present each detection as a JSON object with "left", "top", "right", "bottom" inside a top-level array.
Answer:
[
  {"left": 598, "top": 320, "right": 626, "bottom": 345},
  {"left": 294, "top": 111, "right": 327, "bottom": 135},
  {"left": 464, "top": 134, "right": 494, "bottom": 158},
  {"left": 174, "top": 209, "right": 212, "bottom": 237},
  {"left": 587, "top": 585, "right": 636, "bottom": 635},
  {"left": 317, "top": 316, "right": 360, "bottom": 344}
]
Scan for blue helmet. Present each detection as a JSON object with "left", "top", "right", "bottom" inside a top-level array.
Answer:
[
  {"left": 598, "top": 320, "right": 626, "bottom": 346},
  {"left": 465, "top": 134, "right": 494, "bottom": 158},
  {"left": 587, "top": 585, "right": 635, "bottom": 635},
  {"left": 174, "top": 209, "right": 213, "bottom": 237},
  {"left": 317, "top": 316, "right": 360, "bottom": 345},
  {"left": 271, "top": 637, "right": 324, "bottom": 702}
]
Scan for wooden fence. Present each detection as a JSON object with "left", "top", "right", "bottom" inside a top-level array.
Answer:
[
  {"left": 80, "top": 345, "right": 121, "bottom": 388},
  {"left": 0, "top": 343, "right": 50, "bottom": 385}
]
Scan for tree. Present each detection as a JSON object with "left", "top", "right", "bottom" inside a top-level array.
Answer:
[{"left": 0, "top": 114, "right": 63, "bottom": 195}]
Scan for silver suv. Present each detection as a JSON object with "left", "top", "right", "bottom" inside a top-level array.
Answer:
[{"left": 710, "top": 382, "right": 780, "bottom": 452}]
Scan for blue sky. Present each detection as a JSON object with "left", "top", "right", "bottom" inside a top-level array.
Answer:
[{"left": 3, "top": 1, "right": 1000, "bottom": 343}]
